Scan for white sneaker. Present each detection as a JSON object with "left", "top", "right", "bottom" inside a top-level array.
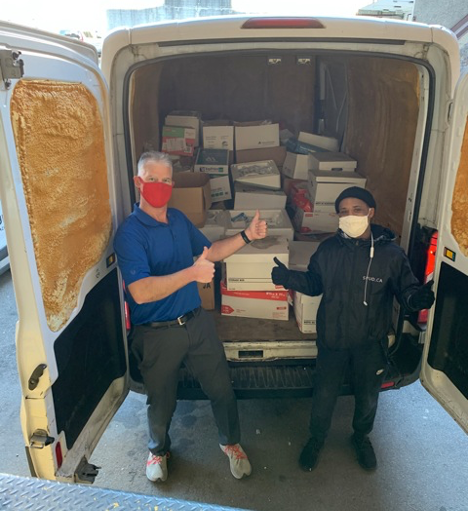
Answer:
[
  {"left": 146, "top": 451, "right": 168, "bottom": 482},
  {"left": 219, "top": 443, "right": 252, "bottom": 479}
]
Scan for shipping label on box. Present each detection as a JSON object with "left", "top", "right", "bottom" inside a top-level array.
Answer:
[
  {"left": 235, "top": 122, "right": 280, "bottom": 150},
  {"left": 224, "top": 236, "right": 289, "bottom": 291},
  {"left": 195, "top": 148, "right": 229, "bottom": 175},
  {"left": 234, "top": 183, "right": 286, "bottom": 210},
  {"left": 294, "top": 291, "right": 322, "bottom": 333},
  {"left": 161, "top": 126, "right": 196, "bottom": 156},
  {"left": 221, "top": 281, "right": 289, "bottom": 321},
  {"left": 203, "top": 124, "right": 234, "bottom": 151},
  {"left": 308, "top": 170, "right": 367, "bottom": 212},
  {"left": 293, "top": 206, "right": 339, "bottom": 234},
  {"left": 309, "top": 152, "right": 357, "bottom": 172},
  {"left": 298, "top": 131, "right": 339, "bottom": 152},
  {"left": 283, "top": 152, "right": 312, "bottom": 180},
  {"left": 198, "top": 279, "right": 215, "bottom": 310},
  {"left": 209, "top": 175, "right": 232, "bottom": 202},
  {"left": 231, "top": 160, "right": 281, "bottom": 190}
]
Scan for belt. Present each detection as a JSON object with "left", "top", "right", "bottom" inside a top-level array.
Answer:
[{"left": 143, "top": 307, "right": 200, "bottom": 329}]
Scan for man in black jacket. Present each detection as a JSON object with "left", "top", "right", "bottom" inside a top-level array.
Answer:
[{"left": 272, "top": 187, "right": 434, "bottom": 471}]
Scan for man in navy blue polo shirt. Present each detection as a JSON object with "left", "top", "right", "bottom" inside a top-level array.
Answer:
[{"left": 114, "top": 150, "right": 267, "bottom": 483}]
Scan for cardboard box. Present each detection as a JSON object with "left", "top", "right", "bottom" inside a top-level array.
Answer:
[
  {"left": 298, "top": 131, "right": 339, "bottom": 152},
  {"left": 293, "top": 207, "right": 339, "bottom": 234},
  {"left": 194, "top": 148, "right": 229, "bottom": 175},
  {"left": 209, "top": 175, "right": 232, "bottom": 202},
  {"left": 294, "top": 291, "right": 322, "bottom": 333},
  {"left": 235, "top": 146, "right": 287, "bottom": 168},
  {"left": 199, "top": 210, "right": 229, "bottom": 242},
  {"left": 286, "top": 138, "right": 330, "bottom": 155},
  {"left": 308, "top": 170, "right": 367, "bottom": 212},
  {"left": 224, "top": 236, "right": 289, "bottom": 291},
  {"left": 234, "top": 183, "right": 287, "bottom": 210},
  {"left": 161, "top": 126, "right": 196, "bottom": 156},
  {"left": 165, "top": 111, "right": 201, "bottom": 146},
  {"left": 231, "top": 160, "right": 281, "bottom": 190},
  {"left": 225, "top": 209, "right": 294, "bottom": 241},
  {"left": 308, "top": 152, "right": 357, "bottom": 172},
  {"left": 198, "top": 279, "right": 215, "bottom": 310},
  {"left": 282, "top": 177, "right": 307, "bottom": 199},
  {"left": 221, "top": 281, "right": 289, "bottom": 321},
  {"left": 203, "top": 123, "right": 234, "bottom": 151},
  {"left": 235, "top": 122, "right": 280, "bottom": 150},
  {"left": 168, "top": 172, "right": 212, "bottom": 227},
  {"left": 282, "top": 152, "right": 312, "bottom": 180},
  {"left": 289, "top": 241, "right": 320, "bottom": 271}
]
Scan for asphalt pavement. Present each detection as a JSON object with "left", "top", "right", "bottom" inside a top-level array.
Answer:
[{"left": 1, "top": 269, "right": 467, "bottom": 511}]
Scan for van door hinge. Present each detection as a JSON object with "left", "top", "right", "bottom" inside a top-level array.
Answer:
[
  {"left": 28, "top": 363, "right": 47, "bottom": 390},
  {"left": 29, "top": 429, "right": 55, "bottom": 449},
  {"left": 0, "top": 49, "right": 24, "bottom": 89},
  {"left": 75, "top": 456, "right": 101, "bottom": 484}
]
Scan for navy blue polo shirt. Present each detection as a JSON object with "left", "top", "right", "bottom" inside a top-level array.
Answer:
[{"left": 113, "top": 204, "right": 211, "bottom": 325}]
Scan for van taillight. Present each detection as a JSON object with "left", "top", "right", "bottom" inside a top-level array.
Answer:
[
  {"left": 242, "top": 18, "right": 325, "bottom": 29},
  {"left": 417, "top": 231, "right": 438, "bottom": 324},
  {"left": 55, "top": 442, "right": 63, "bottom": 469},
  {"left": 381, "top": 381, "right": 395, "bottom": 389},
  {"left": 122, "top": 281, "right": 131, "bottom": 331}
]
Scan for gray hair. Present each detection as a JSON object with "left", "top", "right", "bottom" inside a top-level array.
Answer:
[{"left": 137, "top": 151, "right": 173, "bottom": 176}]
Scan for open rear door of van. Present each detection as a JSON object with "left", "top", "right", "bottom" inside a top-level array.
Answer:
[
  {"left": 420, "top": 70, "right": 468, "bottom": 434},
  {"left": 0, "top": 23, "right": 128, "bottom": 482}
]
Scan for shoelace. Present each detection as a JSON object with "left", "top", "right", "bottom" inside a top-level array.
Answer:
[
  {"left": 147, "top": 452, "right": 170, "bottom": 466},
  {"left": 224, "top": 445, "right": 247, "bottom": 460}
]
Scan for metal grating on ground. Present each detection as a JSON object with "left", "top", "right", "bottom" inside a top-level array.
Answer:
[{"left": 0, "top": 473, "right": 241, "bottom": 511}]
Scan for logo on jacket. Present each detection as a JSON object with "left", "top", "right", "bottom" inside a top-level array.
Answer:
[{"left": 362, "top": 275, "right": 383, "bottom": 283}]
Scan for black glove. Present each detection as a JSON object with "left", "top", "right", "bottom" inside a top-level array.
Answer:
[
  {"left": 409, "top": 280, "right": 435, "bottom": 310},
  {"left": 271, "top": 257, "right": 290, "bottom": 288}
]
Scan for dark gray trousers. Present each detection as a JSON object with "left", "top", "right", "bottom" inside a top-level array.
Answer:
[
  {"left": 309, "top": 340, "right": 389, "bottom": 443},
  {"left": 131, "top": 308, "right": 240, "bottom": 455}
]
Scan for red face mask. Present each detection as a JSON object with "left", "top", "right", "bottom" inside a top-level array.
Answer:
[{"left": 138, "top": 179, "right": 173, "bottom": 208}]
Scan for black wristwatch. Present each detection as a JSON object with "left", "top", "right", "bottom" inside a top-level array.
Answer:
[{"left": 240, "top": 230, "right": 252, "bottom": 244}]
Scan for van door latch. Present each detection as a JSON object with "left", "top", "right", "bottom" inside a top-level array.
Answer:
[
  {"left": 28, "top": 363, "right": 47, "bottom": 390},
  {"left": 0, "top": 49, "right": 24, "bottom": 89},
  {"left": 30, "top": 429, "right": 55, "bottom": 449},
  {"left": 75, "top": 456, "right": 101, "bottom": 484}
]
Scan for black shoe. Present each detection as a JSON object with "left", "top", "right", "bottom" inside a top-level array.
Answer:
[
  {"left": 299, "top": 438, "right": 324, "bottom": 472},
  {"left": 351, "top": 434, "right": 377, "bottom": 470}
]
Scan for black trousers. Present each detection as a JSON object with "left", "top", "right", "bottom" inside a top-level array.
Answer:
[
  {"left": 131, "top": 308, "right": 240, "bottom": 455},
  {"left": 309, "top": 340, "right": 388, "bottom": 443}
]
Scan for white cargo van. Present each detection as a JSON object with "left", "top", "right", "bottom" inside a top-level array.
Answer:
[{"left": 0, "top": 16, "right": 467, "bottom": 483}]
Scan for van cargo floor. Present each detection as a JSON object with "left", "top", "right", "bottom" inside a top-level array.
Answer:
[{"left": 211, "top": 309, "right": 316, "bottom": 342}]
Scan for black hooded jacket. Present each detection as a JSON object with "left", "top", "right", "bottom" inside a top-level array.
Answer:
[{"left": 285, "top": 225, "right": 421, "bottom": 350}]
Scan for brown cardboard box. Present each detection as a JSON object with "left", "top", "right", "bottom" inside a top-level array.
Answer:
[
  {"left": 168, "top": 172, "right": 212, "bottom": 227},
  {"left": 198, "top": 279, "right": 215, "bottom": 310},
  {"left": 236, "top": 146, "right": 287, "bottom": 168}
]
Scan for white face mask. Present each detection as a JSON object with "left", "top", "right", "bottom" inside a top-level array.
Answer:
[{"left": 339, "top": 214, "right": 369, "bottom": 238}]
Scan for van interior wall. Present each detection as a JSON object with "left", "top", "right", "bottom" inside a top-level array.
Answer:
[
  {"left": 131, "top": 53, "right": 317, "bottom": 152},
  {"left": 343, "top": 56, "right": 420, "bottom": 240}
]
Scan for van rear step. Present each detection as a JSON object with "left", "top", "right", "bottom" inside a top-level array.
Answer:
[{"left": 177, "top": 365, "right": 353, "bottom": 399}]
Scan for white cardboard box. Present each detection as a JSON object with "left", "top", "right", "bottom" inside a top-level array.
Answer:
[
  {"left": 231, "top": 160, "right": 281, "bottom": 190},
  {"left": 209, "top": 175, "right": 232, "bottom": 202},
  {"left": 235, "top": 122, "right": 280, "bottom": 150},
  {"left": 308, "top": 170, "right": 367, "bottom": 212},
  {"left": 199, "top": 210, "right": 229, "bottom": 242},
  {"left": 221, "top": 281, "right": 289, "bottom": 321},
  {"left": 298, "top": 131, "right": 339, "bottom": 152},
  {"left": 294, "top": 291, "right": 322, "bottom": 333},
  {"left": 203, "top": 124, "right": 234, "bottom": 151},
  {"left": 165, "top": 111, "right": 201, "bottom": 146},
  {"left": 289, "top": 241, "right": 320, "bottom": 271},
  {"left": 309, "top": 152, "right": 357, "bottom": 172},
  {"left": 225, "top": 209, "right": 294, "bottom": 241},
  {"left": 282, "top": 152, "right": 312, "bottom": 180},
  {"left": 234, "top": 183, "right": 287, "bottom": 210},
  {"left": 161, "top": 126, "right": 196, "bottom": 156},
  {"left": 194, "top": 148, "right": 229, "bottom": 175},
  {"left": 293, "top": 207, "right": 339, "bottom": 234},
  {"left": 224, "top": 236, "right": 289, "bottom": 291}
]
